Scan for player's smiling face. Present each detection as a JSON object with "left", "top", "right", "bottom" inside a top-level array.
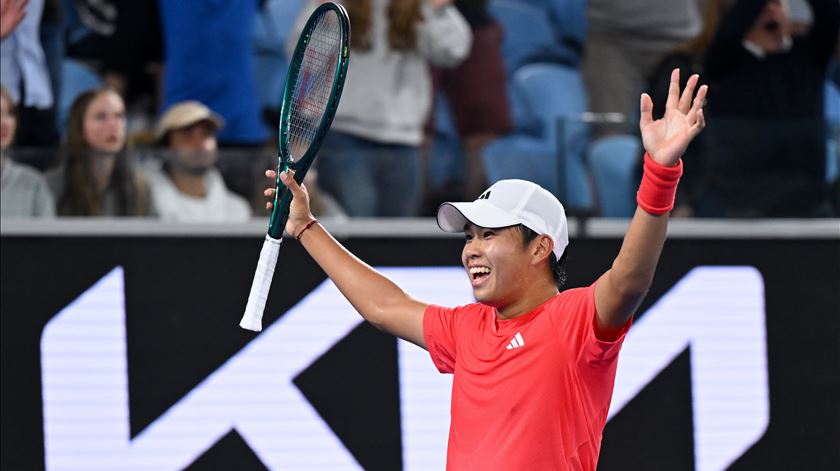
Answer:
[{"left": 462, "top": 223, "right": 531, "bottom": 307}]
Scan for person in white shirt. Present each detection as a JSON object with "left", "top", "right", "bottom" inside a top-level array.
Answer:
[
  {"left": 147, "top": 101, "right": 252, "bottom": 222},
  {"left": 0, "top": 85, "right": 54, "bottom": 218}
]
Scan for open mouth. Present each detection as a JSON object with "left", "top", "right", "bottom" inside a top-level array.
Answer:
[
  {"left": 469, "top": 266, "right": 491, "bottom": 285},
  {"left": 763, "top": 20, "right": 780, "bottom": 32}
]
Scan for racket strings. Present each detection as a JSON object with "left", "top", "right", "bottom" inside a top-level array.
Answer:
[{"left": 288, "top": 11, "right": 342, "bottom": 161}]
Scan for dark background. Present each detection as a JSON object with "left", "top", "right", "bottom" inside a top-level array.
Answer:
[{"left": 2, "top": 234, "right": 838, "bottom": 470}]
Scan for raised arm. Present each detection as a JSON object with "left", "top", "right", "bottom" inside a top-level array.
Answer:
[
  {"left": 416, "top": 0, "right": 473, "bottom": 67},
  {"left": 703, "top": 0, "right": 767, "bottom": 79},
  {"left": 265, "top": 171, "right": 429, "bottom": 348},
  {"left": 594, "top": 69, "right": 707, "bottom": 339},
  {"left": 804, "top": 0, "right": 840, "bottom": 64},
  {"left": 0, "top": 0, "right": 28, "bottom": 40}
]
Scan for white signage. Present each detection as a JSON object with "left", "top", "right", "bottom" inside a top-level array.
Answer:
[{"left": 41, "top": 266, "right": 768, "bottom": 470}]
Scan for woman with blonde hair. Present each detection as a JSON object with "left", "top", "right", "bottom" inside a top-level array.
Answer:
[
  {"left": 1, "top": 86, "right": 55, "bottom": 218},
  {"left": 47, "top": 88, "right": 152, "bottom": 216}
]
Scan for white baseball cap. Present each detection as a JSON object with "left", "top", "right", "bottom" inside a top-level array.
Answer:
[{"left": 436, "top": 179, "right": 569, "bottom": 259}]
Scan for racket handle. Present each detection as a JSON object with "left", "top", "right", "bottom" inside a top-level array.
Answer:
[{"left": 240, "top": 235, "right": 284, "bottom": 332}]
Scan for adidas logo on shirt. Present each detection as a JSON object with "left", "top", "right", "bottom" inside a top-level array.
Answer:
[{"left": 506, "top": 332, "right": 525, "bottom": 350}]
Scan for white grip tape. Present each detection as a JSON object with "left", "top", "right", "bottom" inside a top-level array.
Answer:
[{"left": 239, "top": 235, "right": 283, "bottom": 331}]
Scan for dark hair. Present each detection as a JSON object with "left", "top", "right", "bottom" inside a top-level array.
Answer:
[{"left": 517, "top": 225, "right": 568, "bottom": 290}]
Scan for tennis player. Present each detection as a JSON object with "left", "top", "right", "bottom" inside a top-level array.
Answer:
[{"left": 266, "top": 69, "right": 706, "bottom": 469}]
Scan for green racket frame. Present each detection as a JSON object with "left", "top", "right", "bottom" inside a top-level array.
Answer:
[{"left": 268, "top": 2, "right": 350, "bottom": 239}]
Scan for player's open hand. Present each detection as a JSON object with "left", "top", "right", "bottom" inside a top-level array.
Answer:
[
  {"left": 264, "top": 169, "right": 315, "bottom": 237},
  {"left": 640, "top": 68, "right": 707, "bottom": 167}
]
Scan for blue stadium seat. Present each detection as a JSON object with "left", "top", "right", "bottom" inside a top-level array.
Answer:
[
  {"left": 825, "top": 80, "right": 840, "bottom": 183},
  {"left": 513, "top": 0, "right": 587, "bottom": 66},
  {"left": 427, "top": 93, "right": 465, "bottom": 189},
  {"left": 482, "top": 63, "right": 594, "bottom": 210},
  {"left": 825, "top": 80, "right": 840, "bottom": 124},
  {"left": 513, "top": 63, "right": 586, "bottom": 143},
  {"left": 587, "top": 135, "right": 641, "bottom": 218},
  {"left": 488, "top": 0, "right": 556, "bottom": 76},
  {"left": 483, "top": 136, "right": 554, "bottom": 192}
]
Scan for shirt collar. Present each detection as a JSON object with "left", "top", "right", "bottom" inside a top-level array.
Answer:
[{"left": 742, "top": 35, "right": 793, "bottom": 59}]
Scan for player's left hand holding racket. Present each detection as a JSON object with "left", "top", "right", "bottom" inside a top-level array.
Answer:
[{"left": 240, "top": 2, "right": 350, "bottom": 332}]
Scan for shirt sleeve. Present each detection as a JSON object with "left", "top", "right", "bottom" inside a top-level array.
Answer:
[
  {"left": 416, "top": 4, "right": 473, "bottom": 68},
  {"left": 571, "top": 283, "right": 632, "bottom": 371},
  {"left": 423, "top": 304, "right": 458, "bottom": 374}
]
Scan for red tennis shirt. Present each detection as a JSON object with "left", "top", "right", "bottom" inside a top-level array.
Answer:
[{"left": 423, "top": 283, "right": 630, "bottom": 470}]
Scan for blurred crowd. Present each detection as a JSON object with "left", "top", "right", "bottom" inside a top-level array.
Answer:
[{"left": 1, "top": 0, "right": 839, "bottom": 221}]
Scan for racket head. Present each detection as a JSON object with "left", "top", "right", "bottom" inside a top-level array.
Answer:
[
  {"left": 268, "top": 2, "right": 350, "bottom": 238},
  {"left": 280, "top": 2, "right": 350, "bottom": 167}
]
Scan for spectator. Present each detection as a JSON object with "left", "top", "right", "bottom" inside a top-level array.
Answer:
[
  {"left": 696, "top": 0, "right": 840, "bottom": 217},
  {"left": 146, "top": 101, "right": 252, "bottom": 222},
  {"left": 288, "top": 0, "right": 472, "bottom": 217},
  {"left": 1, "top": 85, "right": 54, "bottom": 218},
  {"left": 704, "top": 0, "right": 838, "bottom": 117},
  {"left": 432, "top": 0, "right": 513, "bottom": 201},
  {"left": 0, "top": 0, "right": 59, "bottom": 146},
  {"left": 642, "top": 0, "right": 727, "bottom": 217},
  {"left": 46, "top": 88, "right": 152, "bottom": 216},
  {"left": 583, "top": 0, "right": 702, "bottom": 136},
  {"left": 157, "top": 0, "right": 267, "bottom": 146},
  {"left": 647, "top": 0, "right": 727, "bottom": 120}
]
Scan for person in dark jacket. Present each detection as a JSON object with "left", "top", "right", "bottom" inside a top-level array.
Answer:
[{"left": 696, "top": 0, "right": 840, "bottom": 217}]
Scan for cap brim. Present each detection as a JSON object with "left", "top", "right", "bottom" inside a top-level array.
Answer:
[
  {"left": 154, "top": 114, "right": 225, "bottom": 143},
  {"left": 436, "top": 201, "right": 522, "bottom": 233}
]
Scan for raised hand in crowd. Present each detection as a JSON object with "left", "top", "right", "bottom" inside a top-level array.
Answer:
[{"left": 0, "top": 0, "right": 28, "bottom": 39}]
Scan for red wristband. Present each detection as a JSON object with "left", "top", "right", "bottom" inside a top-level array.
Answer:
[
  {"left": 636, "top": 153, "right": 683, "bottom": 215},
  {"left": 295, "top": 219, "right": 319, "bottom": 240}
]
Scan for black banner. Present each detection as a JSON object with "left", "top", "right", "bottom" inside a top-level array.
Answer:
[{"left": 1, "top": 233, "right": 838, "bottom": 470}]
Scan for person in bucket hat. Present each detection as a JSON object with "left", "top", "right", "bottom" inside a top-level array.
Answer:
[{"left": 145, "top": 101, "right": 251, "bottom": 222}]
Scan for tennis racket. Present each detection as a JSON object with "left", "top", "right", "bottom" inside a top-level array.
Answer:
[{"left": 240, "top": 2, "right": 350, "bottom": 332}]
